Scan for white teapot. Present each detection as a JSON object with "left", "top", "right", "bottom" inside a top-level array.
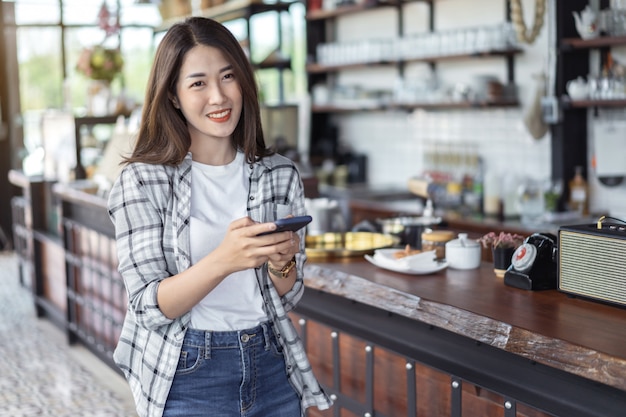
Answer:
[
  {"left": 566, "top": 76, "right": 588, "bottom": 100},
  {"left": 573, "top": 5, "right": 599, "bottom": 39}
]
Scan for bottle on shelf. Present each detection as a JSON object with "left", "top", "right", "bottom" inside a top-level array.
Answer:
[
  {"left": 483, "top": 168, "right": 501, "bottom": 218},
  {"left": 568, "top": 166, "right": 589, "bottom": 215},
  {"left": 464, "top": 155, "right": 483, "bottom": 215}
]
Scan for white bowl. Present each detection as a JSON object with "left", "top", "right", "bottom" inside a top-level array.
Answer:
[{"left": 445, "top": 233, "right": 482, "bottom": 270}]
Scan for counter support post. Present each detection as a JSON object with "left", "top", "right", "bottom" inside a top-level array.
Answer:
[
  {"left": 9, "top": 173, "right": 54, "bottom": 317},
  {"left": 61, "top": 217, "right": 79, "bottom": 346},
  {"left": 451, "top": 377, "right": 461, "bottom": 417}
]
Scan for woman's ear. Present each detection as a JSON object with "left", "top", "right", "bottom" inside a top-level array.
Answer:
[{"left": 170, "top": 96, "right": 180, "bottom": 109}]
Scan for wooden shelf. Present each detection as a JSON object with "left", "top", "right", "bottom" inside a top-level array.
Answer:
[
  {"left": 312, "top": 99, "right": 519, "bottom": 113},
  {"left": 306, "top": 2, "right": 378, "bottom": 20},
  {"left": 307, "top": 48, "right": 523, "bottom": 74},
  {"left": 561, "top": 96, "right": 626, "bottom": 109},
  {"left": 560, "top": 35, "right": 626, "bottom": 50},
  {"left": 306, "top": 0, "right": 431, "bottom": 21},
  {"left": 307, "top": 61, "right": 396, "bottom": 73},
  {"left": 74, "top": 115, "right": 119, "bottom": 126},
  {"left": 255, "top": 58, "right": 292, "bottom": 70}
]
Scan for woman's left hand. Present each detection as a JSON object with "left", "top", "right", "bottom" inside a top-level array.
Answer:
[{"left": 266, "top": 230, "right": 300, "bottom": 268}]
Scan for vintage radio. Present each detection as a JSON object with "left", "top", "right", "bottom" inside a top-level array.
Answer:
[{"left": 558, "top": 222, "right": 626, "bottom": 308}]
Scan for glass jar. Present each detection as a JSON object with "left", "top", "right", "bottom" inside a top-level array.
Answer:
[
  {"left": 421, "top": 230, "right": 455, "bottom": 259},
  {"left": 517, "top": 178, "right": 545, "bottom": 225}
]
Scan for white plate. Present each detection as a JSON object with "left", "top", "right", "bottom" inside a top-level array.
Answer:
[{"left": 364, "top": 249, "right": 448, "bottom": 275}]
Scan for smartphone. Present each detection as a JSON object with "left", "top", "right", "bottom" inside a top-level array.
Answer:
[{"left": 258, "top": 215, "right": 313, "bottom": 236}]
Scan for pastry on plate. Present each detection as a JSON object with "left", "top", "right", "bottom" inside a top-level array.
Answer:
[{"left": 393, "top": 244, "right": 422, "bottom": 259}]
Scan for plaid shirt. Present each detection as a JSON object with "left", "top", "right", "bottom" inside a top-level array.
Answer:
[{"left": 108, "top": 152, "right": 332, "bottom": 417}]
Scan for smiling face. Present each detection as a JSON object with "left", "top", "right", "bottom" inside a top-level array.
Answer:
[{"left": 174, "top": 44, "right": 243, "bottom": 161}]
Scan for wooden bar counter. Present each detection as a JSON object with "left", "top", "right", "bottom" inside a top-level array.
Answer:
[
  {"left": 10, "top": 176, "right": 626, "bottom": 417},
  {"left": 296, "top": 257, "right": 626, "bottom": 417}
]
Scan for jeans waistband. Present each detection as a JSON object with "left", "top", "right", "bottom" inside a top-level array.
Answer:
[{"left": 184, "top": 322, "right": 273, "bottom": 351}]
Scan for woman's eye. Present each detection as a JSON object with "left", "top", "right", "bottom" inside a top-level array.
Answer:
[
  {"left": 224, "top": 73, "right": 235, "bottom": 80},
  {"left": 191, "top": 81, "right": 204, "bottom": 87}
]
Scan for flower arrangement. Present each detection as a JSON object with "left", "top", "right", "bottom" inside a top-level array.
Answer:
[
  {"left": 76, "top": 46, "right": 124, "bottom": 83},
  {"left": 477, "top": 231, "right": 525, "bottom": 250}
]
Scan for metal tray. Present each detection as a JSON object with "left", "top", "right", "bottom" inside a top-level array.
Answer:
[{"left": 305, "top": 232, "right": 399, "bottom": 258}]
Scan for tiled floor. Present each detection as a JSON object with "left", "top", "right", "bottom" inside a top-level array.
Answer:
[{"left": 0, "top": 252, "right": 138, "bottom": 416}]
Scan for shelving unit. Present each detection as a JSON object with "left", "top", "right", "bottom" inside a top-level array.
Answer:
[
  {"left": 306, "top": 48, "right": 522, "bottom": 74},
  {"left": 552, "top": 0, "right": 626, "bottom": 207},
  {"left": 559, "top": 35, "right": 626, "bottom": 108},
  {"left": 305, "top": 0, "right": 521, "bottom": 164}
]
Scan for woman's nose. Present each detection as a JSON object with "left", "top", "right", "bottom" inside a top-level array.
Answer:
[{"left": 207, "top": 83, "right": 226, "bottom": 104}]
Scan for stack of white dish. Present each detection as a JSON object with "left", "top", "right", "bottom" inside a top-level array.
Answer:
[{"left": 365, "top": 249, "right": 448, "bottom": 275}]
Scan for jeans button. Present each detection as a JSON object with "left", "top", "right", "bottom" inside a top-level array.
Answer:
[{"left": 241, "top": 334, "right": 250, "bottom": 343}]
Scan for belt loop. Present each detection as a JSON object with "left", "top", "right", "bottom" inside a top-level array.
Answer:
[
  {"left": 261, "top": 322, "right": 271, "bottom": 351},
  {"left": 205, "top": 331, "right": 212, "bottom": 359}
]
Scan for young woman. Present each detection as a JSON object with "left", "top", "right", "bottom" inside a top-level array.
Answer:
[{"left": 107, "top": 17, "right": 332, "bottom": 417}]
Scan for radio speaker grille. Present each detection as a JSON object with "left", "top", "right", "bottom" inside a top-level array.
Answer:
[{"left": 559, "top": 230, "right": 626, "bottom": 307}]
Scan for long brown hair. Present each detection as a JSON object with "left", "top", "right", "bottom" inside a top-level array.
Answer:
[{"left": 125, "top": 17, "right": 272, "bottom": 166}]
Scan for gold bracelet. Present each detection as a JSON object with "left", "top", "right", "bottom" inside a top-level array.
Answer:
[{"left": 267, "top": 256, "right": 296, "bottom": 279}]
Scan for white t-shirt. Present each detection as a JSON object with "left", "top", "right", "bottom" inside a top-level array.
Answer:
[{"left": 189, "top": 151, "right": 266, "bottom": 331}]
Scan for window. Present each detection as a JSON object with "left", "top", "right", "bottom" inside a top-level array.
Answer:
[{"left": 11, "top": 0, "right": 159, "bottom": 160}]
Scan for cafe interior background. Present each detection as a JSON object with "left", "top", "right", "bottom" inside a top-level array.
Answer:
[
  {"left": 3, "top": 3, "right": 626, "bottom": 417},
  {"left": 1, "top": 0, "right": 626, "bottom": 245}
]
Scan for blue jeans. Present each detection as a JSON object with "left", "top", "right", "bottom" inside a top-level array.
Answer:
[{"left": 163, "top": 322, "right": 302, "bottom": 417}]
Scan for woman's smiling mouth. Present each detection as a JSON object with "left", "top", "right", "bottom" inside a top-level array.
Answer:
[{"left": 208, "top": 109, "right": 231, "bottom": 122}]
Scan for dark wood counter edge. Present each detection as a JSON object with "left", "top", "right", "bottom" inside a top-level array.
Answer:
[
  {"left": 303, "top": 264, "right": 626, "bottom": 392},
  {"left": 51, "top": 182, "right": 108, "bottom": 210},
  {"left": 52, "top": 182, "right": 114, "bottom": 239}
]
